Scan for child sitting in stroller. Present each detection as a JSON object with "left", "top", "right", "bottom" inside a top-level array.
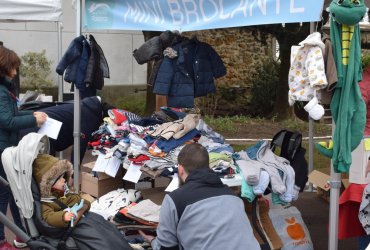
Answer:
[{"left": 32, "top": 154, "right": 132, "bottom": 250}]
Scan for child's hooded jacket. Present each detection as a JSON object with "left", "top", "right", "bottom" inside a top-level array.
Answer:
[{"left": 33, "top": 154, "right": 90, "bottom": 228}]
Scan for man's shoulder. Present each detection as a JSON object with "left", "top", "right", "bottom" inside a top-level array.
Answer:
[
  {"left": 168, "top": 181, "right": 233, "bottom": 205},
  {"left": 168, "top": 184, "right": 187, "bottom": 199}
]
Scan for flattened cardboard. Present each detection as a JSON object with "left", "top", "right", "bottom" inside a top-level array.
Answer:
[
  {"left": 308, "top": 169, "right": 331, "bottom": 191},
  {"left": 308, "top": 167, "right": 349, "bottom": 202}
]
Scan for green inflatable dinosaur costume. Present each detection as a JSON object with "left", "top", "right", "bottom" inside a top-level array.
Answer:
[{"left": 316, "top": 0, "right": 367, "bottom": 172}]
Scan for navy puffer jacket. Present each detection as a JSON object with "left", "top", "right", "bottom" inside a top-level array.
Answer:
[{"left": 153, "top": 38, "right": 226, "bottom": 108}]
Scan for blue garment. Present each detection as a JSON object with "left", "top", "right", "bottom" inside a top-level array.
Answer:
[
  {"left": 241, "top": 178, "right": 256, "bottom": 203},
  {"left": 232, "top": 153, "right": 241, "bottom": 161},
  {"left": 131, "top": 117, "right": 163, "bottom": 127},
  {"left": 160, "top": 167, "right": 178, "bottom": 177},
  {"left": 75, "top": 39, "right": 91, "bottom": 91},
  {"left": 245, "top": 140, "right": 264, "bottom": 160},
  {"left": 56, "top": 36, "right": 98, "bottom": 98},
  {"left": 56, "top": 35, "right": 85, "bottom": 84},
  {"left": 209, "top": 145, "right": 234, "bottom": 153},
  {"left": 0, "top": 157, "right": 26, "bottom": 241},
  {"left": 358, "top": 235, "right": 370, "bottom": 250},
  {"left": 156, "top": 129, "right": 200, "bottom": 153},
  {"left": 154, "top": 38, "right": 226, "bottom": 108},
  {"left": 144, "top": 135, "right": 156, "bottom": 145},
  {"left": 145, "top": 129, "right": 200, "bottom": 153},
  {"left": 160, "top": 107, "right": 187, "bottom": 120}
]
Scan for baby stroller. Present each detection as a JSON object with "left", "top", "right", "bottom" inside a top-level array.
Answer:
[{"left": 0, "top": 133, "right": 78, "bottom": 250}]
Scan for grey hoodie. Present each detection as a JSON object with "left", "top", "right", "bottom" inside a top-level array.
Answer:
[{"left": 151, "top": 168, "right": 260, "bottom": 250}]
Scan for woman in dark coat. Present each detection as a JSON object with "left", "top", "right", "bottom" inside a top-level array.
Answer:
[{"left": 0, "top": 45, "right": 47, "bottom": 249}]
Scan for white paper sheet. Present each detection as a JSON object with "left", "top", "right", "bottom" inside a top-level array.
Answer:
[
  {"left": 93, "top": 153, "right": 109, "bottom": 172},
  {"left": 104, "top": 156, "right": 122, "bottom": 177},
  {"left": 37, "top": 117, "right": 62, "bottom": 140},
  {"left": 123, "top": 163, "right": 142, "bottom": 183},
  {"left": 165, "top": 174, "right": 179, "bottom": 192}
]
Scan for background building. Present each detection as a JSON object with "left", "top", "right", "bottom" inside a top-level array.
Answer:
[{"left": 0, "top": 0, "right": 147, "bottom": 93}]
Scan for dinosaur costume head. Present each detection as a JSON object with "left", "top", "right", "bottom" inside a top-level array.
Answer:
[{"left": 330, "top": 0, "right": 366, "bottom": 25}]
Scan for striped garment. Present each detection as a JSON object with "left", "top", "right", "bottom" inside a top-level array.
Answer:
[
  {"left": 129, "top": 123, "right": 159, "bottom": 134},
  {"left": 196, "top": 119, "right": 225, "bottom": 143},
  {"left": 124, "top": 111, "right": 142, "bottom": 123}
]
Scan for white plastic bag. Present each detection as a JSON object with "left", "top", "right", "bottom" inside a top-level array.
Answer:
[{"left": 269, "top": 205, "right": 313, "bottom": 250}]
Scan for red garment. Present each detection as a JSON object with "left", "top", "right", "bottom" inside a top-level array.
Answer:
[
  {"left": 111, "top": 109, "right": 127, "bottom": 125},
  {"left": 0, "top": 241, "right": 17, "bottom": 250},
  {"left": 338, "top": 183, "right": 367, "bottom": 239},
  {"left": 128, "top": 154, "right": 150, "bottom": 164},
  {"left": 359, "top": 67, "right": 370, "bottom": 136}
]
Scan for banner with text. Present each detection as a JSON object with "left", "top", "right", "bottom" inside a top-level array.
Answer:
[{"left": 84, "top": 0, "right": 324, "bottom": 31}]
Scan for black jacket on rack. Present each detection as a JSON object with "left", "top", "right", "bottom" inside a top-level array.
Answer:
[{"left": 133, "top": 30, "right": 183, "bottom": 86}]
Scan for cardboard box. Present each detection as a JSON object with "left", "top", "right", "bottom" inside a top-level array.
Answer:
[
  {"left": 308, "top": 167, "right": 349, "bottom": 202},
  {"left": 80, "top": 161, "right": 124, "bottom": 198},
  {"left": 154, "top": 176, "right": 171, "bottom": 188},
  {"left": 80, "top": 192, "right": 96, "bottom": 203},
  {"left": 140, "top": 187, "right": 167, "bottom": 205},
  {"left": 349, "top": 139, "right": 370, "bottom": 184},
  {"left": 81, "top": 161, "right": 95, "bottom": 173},
  {"left": 123, "top": 173, "right": 171, "bottom": 190}
]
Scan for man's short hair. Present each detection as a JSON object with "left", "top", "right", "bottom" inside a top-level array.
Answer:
[{"left": 177, "top": 143, "right": 209, "bottom": 174}]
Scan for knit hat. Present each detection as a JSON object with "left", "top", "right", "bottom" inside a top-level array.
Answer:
[{"left": 32, "top": 154, "right": 73, "bottom": 198}]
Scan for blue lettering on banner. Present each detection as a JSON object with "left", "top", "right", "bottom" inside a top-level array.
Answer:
[{"left": 84, "top": 0, "right": 324, "bottom": 31}]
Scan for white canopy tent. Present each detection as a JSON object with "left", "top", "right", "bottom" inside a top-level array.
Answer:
[
  {"left": 0, "top": 0, "right": 64, "bottom": 105},
  {"left": 0, "top": 0, "right": 62, "bottom": 22}
]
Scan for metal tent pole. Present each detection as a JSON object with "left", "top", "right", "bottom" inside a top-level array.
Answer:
[
  {"left": 308, "top": 117, "right": 314, "bottom": 192},
  {"left": 307, "top": 23, "right": 315, "bottom": 192},
  {"left": 328, "top": 122, "right": 340, "bottom": 250},
  {"left": 57, "top": 21, "right": 63, "bottom": 103},
  {"left": 73, "top": 0, "right": 81, "bottom": 192},
  {"left": 57, "top": 21, "right": 64, "bottom": 160}
]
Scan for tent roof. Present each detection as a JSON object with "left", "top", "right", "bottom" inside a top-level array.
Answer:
[{"left": 0, "top": 0, "right": 62, "bottom": 22}]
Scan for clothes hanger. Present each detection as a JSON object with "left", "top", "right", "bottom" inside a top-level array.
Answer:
[{"left": 172, "top": 29, "right": 182, "bottom": 36}]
